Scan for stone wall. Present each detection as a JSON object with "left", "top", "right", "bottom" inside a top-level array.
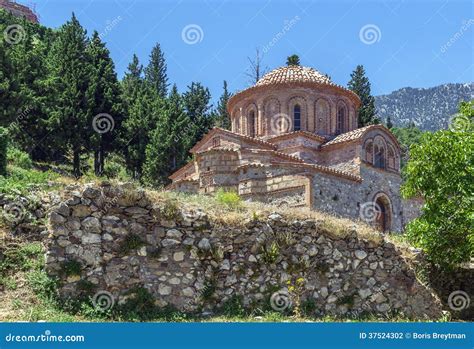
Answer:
[{"left": 45, "top": 183, "right": 442, "bottom": 319}]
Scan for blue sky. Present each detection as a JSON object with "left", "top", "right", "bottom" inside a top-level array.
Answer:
[{"left": 30, "top": 0, "right": 473, "bottom": 102}]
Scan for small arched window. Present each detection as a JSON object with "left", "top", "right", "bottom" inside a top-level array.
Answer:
[
  {"left": 293, "top": 105, "right": 301, "bottom": 131},
  {"left": 336, "top": 106, "right": 345, "bottom": 135},
  {"left": 374, "top": 146, "right": 385, "bottom": 169},
  {"left": 387, "top": 145, "right": 395, "bottom": 169},
  {"left": 248, "top": 111, "right": 256, "bottom": 137}
]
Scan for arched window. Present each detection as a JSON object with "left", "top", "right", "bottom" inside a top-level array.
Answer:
[
  {"left": 374, "top": 146, "right": 385, "bottom": 169},
  {"left": 365, "top": 140, "right": 373, "bottom": 164},
  {"left": 293, "top": 105, "right": 301, "bottom": 131},
  {"left": 387, "top": 145, "right": 395, "bottom": 169},
  {"left": 336, "top": 106, "right": 345, "bottom": 135},
  {"left": 248, "top": 111, "right": 256, "bottom": 137}
]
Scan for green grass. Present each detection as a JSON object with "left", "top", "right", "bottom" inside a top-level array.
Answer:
[{"left": 215, "top": 189, "right": 242, "bottom": 209}]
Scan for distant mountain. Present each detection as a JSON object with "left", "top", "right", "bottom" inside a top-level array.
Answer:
[{"left": 374, "top": 83, "right": 473, "bottom": 131}]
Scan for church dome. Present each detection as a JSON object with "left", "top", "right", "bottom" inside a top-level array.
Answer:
[{"left": 255, "top": 65, "right": 332, "bottom": 87}]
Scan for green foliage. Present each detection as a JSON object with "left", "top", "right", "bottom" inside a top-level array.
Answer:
[
  {"left": 102, "top": 154, "right": 129, "bottom": 180},
  {"left": 213, "top": 80, "right": 232, "bottom": 129},
  {"left": 0, "top": 165, "right": 57, "bottom": 195},
  {"left": 215, "top": 189, "right": 241, "bottom": 209},
  {"left": 0, "top": 127, "right": 8, "bottom": 176},
  {"left": 27, "top": 270, "right": 59, "bottom": 301},
  {"left": 201, "top": 278, "right": 217, "bottom": 301},
  {"left": 220, "top": 295, "right": 246, "bottom": 317},
  {"left": 347, "top": 65, "right": 377, "bottom": 127},
  {"left": 402, "top": 101, "right": 474, "bottom": 269},
  {"left": 0, "top": 242, "right": 43, "bottom": 276},
  {"left": 7, "top": 147, "right": 33, "bottom": 169},
  {"left": 118, "top": 233, "right": 146, "bottom": 255},
  {"left": 61, "top": 260, "right": 82, "bottom": 277},
  {"left": 391, "top": 124, "right": 425, "bottom": 171},
  {"left": 286, "top": 54, "right": 300, "bottom": 66},
  {"left": 261, "top": 241, "right": 280, "bottom": 264},
  {"left": 144, "top": 43, "right": 168, "bottom": 98}
]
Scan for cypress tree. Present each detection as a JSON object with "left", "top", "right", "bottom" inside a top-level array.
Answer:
[
  {"left": 144, "top": 85, "right": 190, "bottom": 186},
  {"left": 386, "top": 116, "right": 393, "bottom": 129},
  {"left": 286, "top": 54, "right": 300, "bottom": 66},
  {"left": 182, "top": 82, "right": 212, "bottom": 147},
  {"left": 48, "top": 13, "right": 91, "bottom": 178},
  {"left": 347, "top": 65, "right": 376, "bottom": 127},
  {"left": 214, "top": 80, "right": 232, "bottom": 129},
  {"left": 144, "top": 43, "right": 168, "bottom": 99},
  {"left": 86, "top": 31, "right": 122, "bottom": 176}
]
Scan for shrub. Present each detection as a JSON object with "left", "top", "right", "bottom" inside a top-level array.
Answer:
[
  {"left": 118, "top": 233, "right": 146, "bottom": 255},
  {"left": 402, "top": 101, "right": 474, "bottom": 269},
  {"left": 7, "top": 147, "right": 33, "bottom": 169},
  {"left": 215, "top": 189, "right": 241, "bottom": 209},
  {"left": 161, "top": 198, "right": 180, "bottom": 220},
  {"left": 61, "top": 260, "right": 82, "bottom": 276},
  {"left": 261, "top": 242, "right": 280, "bottom": 264},
  {"left": 103, "top": 155, "right": 129, "bottom": 180}
]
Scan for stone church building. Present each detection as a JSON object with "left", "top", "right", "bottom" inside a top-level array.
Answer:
[{"left": 168, "top": 65, "right": 417, "bottom": 232}]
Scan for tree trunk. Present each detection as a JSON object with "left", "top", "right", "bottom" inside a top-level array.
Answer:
[{"left": 73, "top": 149, "right": 81, "bottom": 178}]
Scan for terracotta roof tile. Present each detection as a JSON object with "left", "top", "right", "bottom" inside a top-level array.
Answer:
[{"left": 256, "top": 66, "right": 331, "bottom": 86}]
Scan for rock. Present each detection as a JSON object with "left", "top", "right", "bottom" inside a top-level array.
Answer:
[
  {"left": 377, "top": 303, "right": 390, "bottom": 312},
  {"left": 50, "top": 212, "right": 66, "bottom": 224},
  {"left": 225, "top": 274, "right": 237, "bottom": 286},
  {"left": 302, "top": 236, "right": 312, "bottom": 244},
  {"left": 308, "top": 246, "right": 318, "bottom": 256},
  {"left": 268, "top": 213, "right": 282, "bottom": 220},
  {"left": 173, "top": 252, "right": 185, "bottom": 261},
  {"left": 372, "top": 292, "right": 387, "bottom": 304},
  {"left": 158, "top": 284, "right": 172, "bottom": 295},
  {"left": 248, "top": 255, "right": 257, "bottom": 262},
  {"left": 220, "top": 259, "right": 230, "bottom": 270},
  {"left": 72, "top": 205, "right": 91, "bottom": 218},
  {"left": 355, "top": 250, "right": 368, "bottom": 260},
  {"left": 138, "top": 246, "right": 147, "bottom": 256},
  {"left": 198, "top": 238, "right": 211, "bottom": 251},
  {"left": 367, "top": 277, "right": 377, "bottom": 287},
  {"left": 102, "top": 233, "right": 113, "bottom": 241},
  {"left": 66, "top": 275, "right": 81, "bottom": 283},
  {"left": 182, "top": 287, "right": 195, "bottom": 297},
  {"left": 81, "top": 217, "right": 101, "bottom": 233},
  {"left": 320, "top": 287, "right": 328, "bottom": 298},
  {"left": 352, "top": 259, "right": 361, "bottom": 269},
  {"left": 327, "top": 295, "right": 338, "bottom": 303},
  {"left": 56, "top": 203, "right": 71, "bottom": 217},
  {"left": 333, "top": 249, "right": 342, "bottom": 260},
  {"left": 161, "top": 239, "right": 180, "bottom": 247},
  {"left": 125, "top": 206, "right": 149, "bottom": 215},
  {"left": 166, "top": 229, "right": 183, "bottom": 240},
  {"left": 369, "top": 262, "right": 378, "bottom": 270},
  {"left": 358, "top": 289, "right": 372, "bottom": 299},
  {"left": 83, "top": 187, "right": 101, "bottom": 199},
  {"left": 169, "top": 277, "right": 181, "bottom": 285},
  {"left": 81, "top": 233, "right": 101, "bottom": 244}
]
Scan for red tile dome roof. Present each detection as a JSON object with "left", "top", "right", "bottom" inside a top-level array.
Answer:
[{"left": 255, "top": 65, "right": 332, "bottom": 86}]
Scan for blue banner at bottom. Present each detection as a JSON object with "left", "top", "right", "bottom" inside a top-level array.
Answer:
[{"left": 0, "top": 322, "right": 472, "bottom": 349}]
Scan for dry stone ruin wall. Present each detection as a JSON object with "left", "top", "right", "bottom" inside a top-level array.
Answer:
[{"left": 45, "top": 183, "right": 442, "bottom": 318}]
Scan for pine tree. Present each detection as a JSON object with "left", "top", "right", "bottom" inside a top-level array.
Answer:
[
  {"left": 143, "top": 85, "right": 191, "bottom": 186},
  {"left": 386, "top": 116, "right": 393, "bottom": 129},
  {"left": 286, "top": 54, "right": 300, "bottom": 66},
  {"left": 144, "top": 43, "right": 168, "bottom": 98},
  {"left": 183, "top": 82, "right": 212, "bottom": 147},
  {"left": 214, "top": 80, "right": 232, "bottom": 129},
  {"left": 48, "top": 13, "right": 91, "bottom": 178},
  {"left": 86, "top": 31, "right": 122, "bottom": 176},
  {"left": 347, "top": 65, "right": 376, "bottom": 127}
]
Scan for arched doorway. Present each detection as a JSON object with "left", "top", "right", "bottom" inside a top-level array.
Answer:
[{"left": 374, "top": 195, "right": 392, "bottom": 232}]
